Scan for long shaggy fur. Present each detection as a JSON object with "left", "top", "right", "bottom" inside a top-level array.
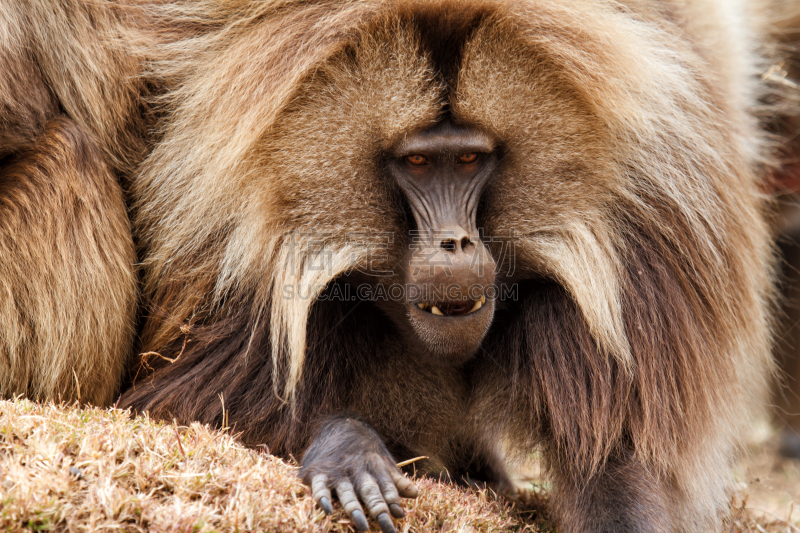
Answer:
[
  {"left": 2, "top": 1, "right": 799, "bottom": 531},
  {"left": 0, "top": 1, "right": 140, "bottom": 404}
]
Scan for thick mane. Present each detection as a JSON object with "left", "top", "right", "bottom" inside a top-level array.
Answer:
[
  {"left": 455, "top": 4, "right": 776, "bottom": 520},
  {"left": 130, "top": 0, "right": 382, "bottom": 366},
  {"left": 126, "top": 0, "right": 775, "bottom": 440}
]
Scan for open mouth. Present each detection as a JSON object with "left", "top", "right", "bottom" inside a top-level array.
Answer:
[{"left": 415, "top": 295, "right": 486, "bottom": 317}]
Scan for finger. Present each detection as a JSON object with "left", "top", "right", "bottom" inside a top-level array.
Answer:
[
  {"left": 357, "top": 473, "right": 391, "bottom": 519},
  {"left": 311, "top": 474, "right": 334, "bottom": 514},
  {"left": 390, "top": 468, "right": 419, "bottom": 498},
  {"left": 373, "top": 469, "right": 403, "bottom": 517},
  {"left": 336, "top": 481, "right": 369, "bottom": 531},
  {"left": 376, "top": 512, "right": 396, "bottom": 533}
]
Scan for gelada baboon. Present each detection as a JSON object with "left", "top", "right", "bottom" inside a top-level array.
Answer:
[{"left": 2, "top": 1, "right": 799, "bottom": 532}]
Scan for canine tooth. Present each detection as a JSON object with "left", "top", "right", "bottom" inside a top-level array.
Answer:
[
  {"left": 431, "top": 305, "right": 444, "bottom": 316},
  {"left": 417, "top": 303, "right": 427, "bottom": 310},
  {"left": 469, "top": 299, "right": 482, "bottom": 314},
  {"left": 480, "top": 295, "right": 486, "bottom": 305}
]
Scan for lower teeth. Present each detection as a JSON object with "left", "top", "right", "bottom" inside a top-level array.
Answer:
[{"left": 416, "top": 297, "right": 486, "bottom": 316}]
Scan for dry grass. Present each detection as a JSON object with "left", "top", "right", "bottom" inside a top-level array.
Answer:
[
  {"left": 0, "top": 397, "right": 795, "bottom": 532},
  {"left": 0, "top": 398, "right": 545, "bottom": 532},
  {"left": 733, "top": 426, "right": 800, "bottom": 532}
]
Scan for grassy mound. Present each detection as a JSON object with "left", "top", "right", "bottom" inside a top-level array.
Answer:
[
  {"left": 0, "top": 398, "right": 793, "bottom": 532},
  {"left": 0, "top": 398, "right": 547, "bottom": 532}
]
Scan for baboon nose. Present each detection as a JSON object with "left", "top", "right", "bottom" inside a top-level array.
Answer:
[{"left": 439, "top": 226, "right": 474, "bottom": 254}]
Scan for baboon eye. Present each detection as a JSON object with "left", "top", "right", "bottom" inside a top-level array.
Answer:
[
  {"left": 406, "top": 154, "right": 429, "bottom": 166},
  {"left": 458, "top": 153, "right": 478, "bottom": 164}
]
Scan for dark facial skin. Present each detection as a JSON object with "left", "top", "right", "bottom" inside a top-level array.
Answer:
[{"left": 385, "top": 122, "right": 498, "bottom": 363}]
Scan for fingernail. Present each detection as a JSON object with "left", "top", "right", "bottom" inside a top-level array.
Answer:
[
  {"left": 319, "top": 496, "right": 333, "bottom": 514},
  {"left": 377, "top": 512, "right": 396, "bottom": 533},
  {"left": 389, "top": 503, "right": 404, "bottom": 518},
  {"left": 352, "top": 509, "right": 369, "bottom": 531}
]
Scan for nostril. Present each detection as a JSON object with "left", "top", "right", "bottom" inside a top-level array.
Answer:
[
  {"left": 440, "top": 236, "right": 475, "bottom": 253},
  {"left": 441, "top": 238, "right": 457, "bottom": 252}
]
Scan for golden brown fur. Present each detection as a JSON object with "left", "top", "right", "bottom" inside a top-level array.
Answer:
[
  {"left": 0, "top": 0, "right": 140, "bottom": 404},
  {"left": 1, "top": 1, "right": 799, "bottom": 531}
]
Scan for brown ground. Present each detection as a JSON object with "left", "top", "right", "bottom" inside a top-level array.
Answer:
[
  {"left": 0, "top": 398, "right": 796, "bottom": 532},
  {"left": 734, "top": 424, "right": 800, "bottom": 531}
]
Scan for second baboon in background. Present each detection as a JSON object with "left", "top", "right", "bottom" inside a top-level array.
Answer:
[
  {"left": 0, "top": 1, "right": 139, "bottom": 405},
  {"left": 771, "top": 4, "right": 800, "bottom": 460}
]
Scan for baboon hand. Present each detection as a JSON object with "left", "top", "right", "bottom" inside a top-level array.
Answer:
[{"left": 300, "top": 416, "right": 418, "bottom": 533}]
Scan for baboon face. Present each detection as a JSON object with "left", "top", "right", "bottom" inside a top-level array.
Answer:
[
  {"left": 252, "top": 18, "right": 612, "bottom": 365},
  {"left": 386, "top": 121, "right": 498, "bottom": 361}
]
